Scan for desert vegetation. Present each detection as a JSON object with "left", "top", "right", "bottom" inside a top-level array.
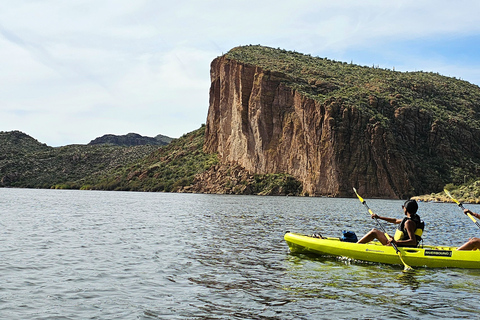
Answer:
[{"left": 226, "top": 45, "right": 480, "bottom": 130}]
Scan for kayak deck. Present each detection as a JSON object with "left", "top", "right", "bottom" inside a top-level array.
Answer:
[{"left": 285, "top": 232, "right": 480, "bottom": 268}]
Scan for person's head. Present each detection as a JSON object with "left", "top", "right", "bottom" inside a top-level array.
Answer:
[{"left": 403, "top": 200, "right": 418, "bottom": 216}]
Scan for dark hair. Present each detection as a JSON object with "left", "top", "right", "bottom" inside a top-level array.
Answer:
[{"left": 404, "top": 200, "right": 418, "bottom": 215}]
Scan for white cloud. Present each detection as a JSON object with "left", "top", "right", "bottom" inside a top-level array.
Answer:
[{"left": 0, "top": 0, "right": 479, "bottom": 146}]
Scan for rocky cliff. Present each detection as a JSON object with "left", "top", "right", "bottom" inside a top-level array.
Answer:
[{"left": 203, "top": 46, "right": 480, "bottom": 198}]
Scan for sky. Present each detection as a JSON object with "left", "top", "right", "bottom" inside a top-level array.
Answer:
[{"left": 1, "top": 1, "right": 480, "bottom": 146}]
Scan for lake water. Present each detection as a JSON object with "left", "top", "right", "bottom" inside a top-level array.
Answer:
[{"left": 1, "top": 188, "right": 480, "bottom": 319}]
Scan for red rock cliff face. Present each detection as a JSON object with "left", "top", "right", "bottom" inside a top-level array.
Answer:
[{"left": 203, "top": 56, "right": 480, "bottom": 198}]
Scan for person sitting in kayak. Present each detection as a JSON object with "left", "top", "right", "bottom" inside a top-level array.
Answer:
[
  {"left": 357, "top": 200, "right": 424, "bottom": 247},
  {"left": 457, "top": 209, "right": 480, "bottom": 250}
]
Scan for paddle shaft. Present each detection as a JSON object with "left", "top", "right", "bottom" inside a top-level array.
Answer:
[
  {"left": 352, "top": 188, "right": 401, "bottom": 253},
  {"left": 458, "top": 204, "right": 480, "bottom": 229},
  {"left": 359, "top": 199, "right": 402, "bottom": 254},
  {"left": 444, "top": 189, "right": 480, "bottom": 229},
  {"left": 353, "top": 188, "right": 413, "bottom": 271}
]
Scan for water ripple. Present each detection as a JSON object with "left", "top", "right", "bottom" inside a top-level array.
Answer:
[{"left": 0, "top": 189, "right": 480, "bottom": 319}]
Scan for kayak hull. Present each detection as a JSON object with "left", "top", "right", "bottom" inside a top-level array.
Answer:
[{"left": 284, "top": 232, "right": 480, "bottom": 268}]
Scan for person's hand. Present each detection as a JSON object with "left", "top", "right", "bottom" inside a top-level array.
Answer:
[
  {"left": 387, "top": 238, "right": 396, "bottom": 246},
  {"left": 464, "top": 209, "right": 472, "bottom": 215},
  {"left": 371, "top": 214, "right": 378, "bottom": 219}
]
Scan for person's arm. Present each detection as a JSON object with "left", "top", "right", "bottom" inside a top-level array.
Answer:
[
  {"left": 464, "top": 209, "right": 480, "bottom": 219},
  {"left": 371, "top": 214, "right": 402, "bottom": 224}
]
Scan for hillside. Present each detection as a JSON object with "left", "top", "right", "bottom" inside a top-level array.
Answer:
[
  {"left": 69, "top": 126, "right": 214, "bottom": 191},
  {"left": 75, "top": 125, "right": 302, "bottom": 195},
  {"left": 224, "top": 45, "right": 480, "bottom": 134},
  {"left": 0, "top": 131, "right": 158, "bottom": 188},
  {"left": 0, "top": 131, "right": 51, "bottom": 156},
  {"left": 413, "top": 181, "right": 480, "bottom": 204},
  {"left": 203, "top": 45, "right": 480, "bottom": 198},
  {"left": 0, "top": 127, "right": 302, "bottom": 195}
]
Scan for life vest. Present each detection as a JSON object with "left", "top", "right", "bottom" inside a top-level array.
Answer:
[{"left": 394, "top": 215, "right": 424, "bottom": 246}]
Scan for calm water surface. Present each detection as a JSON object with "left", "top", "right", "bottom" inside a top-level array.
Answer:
[{"left": 1, "top": 188, "right": 480, "bottom": 319}]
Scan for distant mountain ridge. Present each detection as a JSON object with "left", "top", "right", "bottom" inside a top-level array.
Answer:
[
  {"left": 88, "top": 133, "right": 173, "bottom": 146},
  {"left": 0, "top": 130, "right": 171, "bottom": 188},
  {"left": 0, "top": 130, "right": 51, "bottom": 156}
]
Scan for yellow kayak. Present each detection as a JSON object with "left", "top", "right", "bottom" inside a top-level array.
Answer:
[{"left": 284, "top": 232, "right": 480, "bottom": 268}]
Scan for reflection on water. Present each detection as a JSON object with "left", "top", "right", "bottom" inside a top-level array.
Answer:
[
  {"left": 285, "top": 251, "right": 480, "bottom": 319},
  {"left": 396, "top": 271, "right": 420, "bottom": 291},
  {"left": 0, "top": 189, "right": 480, "bottom": 319}
]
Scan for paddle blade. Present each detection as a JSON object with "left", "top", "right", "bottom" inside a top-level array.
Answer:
[
  {"left": 445, "top": 189, "right": 480, "bottom": 230},
  {"left": 390, "top": 244, "right": 413, "bottom": 271},
  {"left": 401, "top": 260, "right": 413, "bottom": 272},
  {"left": 353, "top": 187, "right": 364, "bottom": 203},
  {"left": 444, "top": 189, "right": 461, "bottom": 205}
]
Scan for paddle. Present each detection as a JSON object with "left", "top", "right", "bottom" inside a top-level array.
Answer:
[
  {"left": 353, "top": 187, "right": 413, "bottom": 271},
  {"left": 444, "top": 189, "right": 480, "bottom": 229}
]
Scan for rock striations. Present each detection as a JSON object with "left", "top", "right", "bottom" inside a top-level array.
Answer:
[{"left": 203, "top": 46, "right": 480, "bottom": 198}]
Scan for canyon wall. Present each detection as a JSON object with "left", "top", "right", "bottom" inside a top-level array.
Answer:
[{"left": 203, "top": 55, "right": 480, "bottom": 198}]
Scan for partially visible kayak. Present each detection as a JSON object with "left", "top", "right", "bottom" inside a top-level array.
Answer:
[{"left": 284, "top": 232, "right": 480, "bottom": 269}]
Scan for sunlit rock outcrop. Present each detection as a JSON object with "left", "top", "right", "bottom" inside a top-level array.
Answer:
[{"left": 202, "top": 46, "right": 480, "bottom": 198}]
